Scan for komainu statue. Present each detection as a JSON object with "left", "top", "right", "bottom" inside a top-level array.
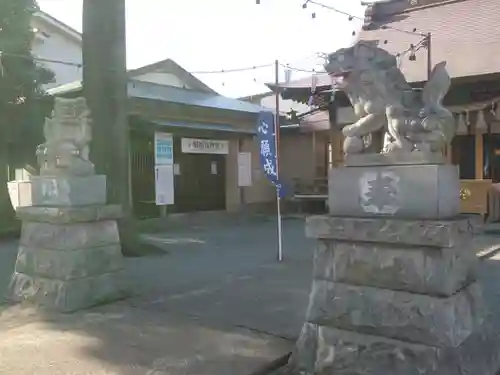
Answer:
[
  {"left": 36, "top": 97, "right": 94, "bottom": 176},
  {"left": 325, "top": 41, "right": 455, "bottom": 155}
]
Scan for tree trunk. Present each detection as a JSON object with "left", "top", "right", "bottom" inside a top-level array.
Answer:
[
  {"left": 0, "top": 144, "right": 16, "bottom": 236},
  {"left": 83, "top": 0, "right": 152, "bottom": 256},
  {"left": 82, "top": 0, "right": 129, "bottom": 211}
]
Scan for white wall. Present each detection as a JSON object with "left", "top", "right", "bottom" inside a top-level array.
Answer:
[
  {"left": 133, "top": 72, "right": 193, "bottom": 89},
  {"left": 31, "top": 18, "right": 82, "bottom": 89}
]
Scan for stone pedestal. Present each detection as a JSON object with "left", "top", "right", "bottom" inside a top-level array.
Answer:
[
  {"left": 286, "top": 215, "right": 500, "bottom": 375},
  {"left": 329, "top": 154, "right": 460, "bottom": 219},
  {"left": 5, "top": 176, "right": 128, "bottom": 313},
  {"left": 287, "top": 155, "right": 500, "bottom": 374}
]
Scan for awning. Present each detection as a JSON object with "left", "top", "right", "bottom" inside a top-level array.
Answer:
[{"left": 144, "top": 119, "right": 256, "bottom": 135}]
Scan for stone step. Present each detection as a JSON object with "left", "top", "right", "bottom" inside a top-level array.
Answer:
[
  {"left": 6, "top": 270, "right": 128, "bottom": 313},
  {"left": 306, "top": 280, "right": 485, "bottom": 348},
  {"left": 289, "top": 320, "right": 500, "bottom": 375},
  {"left": 14, "top": 244, "right": 124, "bottom": 281},
  {"left": 20, "top": 220, "right": 120, "bottom": 250},
  {"left": 306, "top": 215, "right": 472, "bottom": 248},
  {"left": 313, "top": 239, "right": 478, "bottom": 296}
]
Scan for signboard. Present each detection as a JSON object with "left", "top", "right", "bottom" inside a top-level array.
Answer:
[
  {"left": 256, "top": 111, "right": 284, "bottom": 197},
  {"left": 238, "top": 152, "right": 252, "bottom": 187},
  {"left": 181, "top": 138, "right": 229, "bottom": 155},
  {"left": 155, "top": 164, "right": 174, "bottom": 205},
  {"left": 154, "top": 132, "right": 174, "bottom": 206},
  {"left": 154, "top": 132, "right": 174, "bottom": 165}
]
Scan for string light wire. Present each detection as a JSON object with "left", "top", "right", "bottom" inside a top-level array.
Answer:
[{"left": 301, "top": 0, "right": 427, "bottom": 37}]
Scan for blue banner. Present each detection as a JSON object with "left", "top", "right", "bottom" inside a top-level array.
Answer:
[{"left": 256, "top": 111, "right": 285, "bottom": 198}]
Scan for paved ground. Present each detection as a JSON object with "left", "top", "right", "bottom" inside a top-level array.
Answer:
[
  {"left": 0, "top": 218, "right": 313, "bottom": 375},
  {"left": 2, "top": 217, "right": 500, "bottom": 375}
]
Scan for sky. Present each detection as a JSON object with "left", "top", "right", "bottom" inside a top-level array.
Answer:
[{"left": 38, "top": 0, "right": 366, "bottom": 98}]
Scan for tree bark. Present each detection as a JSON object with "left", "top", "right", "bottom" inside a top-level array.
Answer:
[
  {"left": 82, "top": 0, "right": 129, "bottom": 212},
  {"left": 83, "top": 0, "right": 154, "bottom": 256}
]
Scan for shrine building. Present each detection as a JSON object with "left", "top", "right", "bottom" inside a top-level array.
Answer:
[
  {"left": 48, "top": 59, "right": 278, "bottom": 218},
  {"left": 265, "top": 0, "right": 500, "bottom": 220}
]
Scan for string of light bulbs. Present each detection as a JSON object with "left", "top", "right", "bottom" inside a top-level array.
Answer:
[
  {"left": 0, "top": 50, "right": 328, "bottom": 78},
  {"left": 254, "top": 0, "right": 428, "bottom": 38},
  {"left": 279, "top": 34, "right": 429, "bottom": 75}
]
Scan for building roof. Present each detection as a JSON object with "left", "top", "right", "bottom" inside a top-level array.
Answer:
[
  {"left": 267, "top": 74, "right": 330, "bottom": 90},
  {"left": 269, "top": 0, "right": 500, "bottom": 96},
  {"left": 143, "top": 118, "right": 256, "bottom": 134},
  {"left": 128, "top": 59, "right": 217, "bottom": 94},
  {"left": 238, "top": 91, "right": 274, "bottom": 104},
  {"left": 47, "top": 80, "right": 269, "bottom": 115},
  {"left": 359, "top": 0, "right": 500, "bottom": 83},
  {"left": 34, "top": 10, "right": 82, "bottom": 44}
]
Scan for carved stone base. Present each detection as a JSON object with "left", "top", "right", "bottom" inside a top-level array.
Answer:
[
  {"left": 288, "top": 320, "right": 500, "bottom": 375},
  {"left": 343, "top": 151, "right": 446, "bottom": 167},
  {"left": 286, "top": 215, "right": 500, "bottom": 375},
  {"left": 5, "top": 205, "right": 127, "bottom": 312},
  {"left": 8, "top": 270, "right": 127, "bottom": 313},
  {"left": 7, "top": 175, "right": 106, "bottom": 209},
  {"left": 328, "top": 163, "right": 460, "bottom": 219}
]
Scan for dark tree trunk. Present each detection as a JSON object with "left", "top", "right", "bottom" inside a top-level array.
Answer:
[
  {"left": 82, "top": 0, "right": 129, "bottom": 212},
  {"left": 83, "top": 0, "right": 155, "bottom": 256}
]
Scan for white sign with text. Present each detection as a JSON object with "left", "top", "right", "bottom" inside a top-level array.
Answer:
[
  {"left": 181, "top": 138, "right": 229, "bottom": 155},
  {"left": 155, "top": 164, "right": 174, "bottom": 205}
]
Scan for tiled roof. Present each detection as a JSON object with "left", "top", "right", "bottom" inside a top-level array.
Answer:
[
  {"left": 359, "top": 0, "right": 500, "bottom": 82},
  {"left": 270, "top": 0, "right": 500, "bottom": 92},
  {"left": 266, "top": 73, "right": 330, "bottom": 90}
]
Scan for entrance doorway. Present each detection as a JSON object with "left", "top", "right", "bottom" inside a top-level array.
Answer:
[
  {"left": 174, "top": 152, "right": 226, "bottom": 212},
  {"left": 173, "top": 136, "right": 227, "bottom": 212},
  {"left": 452, "top": 135, "right": 476, "bottom": 179}
]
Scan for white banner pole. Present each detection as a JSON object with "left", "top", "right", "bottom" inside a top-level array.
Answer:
[{"left": 274, "top": 60, "right": 283, "bottom": 262}]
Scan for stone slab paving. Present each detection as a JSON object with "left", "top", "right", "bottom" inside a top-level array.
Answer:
[
  {"left": 0, "top": 302, "right": 291, "bottom": 375},
  {"left": 1, "top": 219, "right": 500, "bottom": 375}
]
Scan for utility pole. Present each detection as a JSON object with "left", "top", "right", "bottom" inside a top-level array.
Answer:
[
  {"left": 82, "top": 0, "right": 136, "bottom": 253},
  {"left": 426, "top": 32, "right": 432, "bottom": 80}
]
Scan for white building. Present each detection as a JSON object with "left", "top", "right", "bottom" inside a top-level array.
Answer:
[
  {"left": 31, "top": 11, "right": 218, "bottom": 93},
  {"left": 31, "top": 11, "right": 83, "bottom": 89}
]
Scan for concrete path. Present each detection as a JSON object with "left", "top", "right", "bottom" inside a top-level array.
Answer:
[
  {"left": 0, "top": 218, "right": 312, "bottom": 375},
  {"left": 2, "top": 218, "right": 500, "bottom": 374}
]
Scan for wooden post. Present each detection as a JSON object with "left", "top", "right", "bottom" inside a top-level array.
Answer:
[
  {"left": 446, "top": 144, "right": 453, "bottom": 164},
  {"left": 475, "top": 126, "right": 484, "bottom": 180},
  {"left": 328, "top": 93, "right": 339, "bottom": 166}
]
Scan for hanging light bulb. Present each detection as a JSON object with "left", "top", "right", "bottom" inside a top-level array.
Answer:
[
  {"left": 348, "top": 15, "right": 354, "bottom": 21},
  {"left": 311, "top": 12, "right": 316, "bottom": 18},
  {"left": 408, "top": 44, "right": 416, "bottom": 61},
  {"left": 302, "top": 2, "right": 308, "bottom": 8}
]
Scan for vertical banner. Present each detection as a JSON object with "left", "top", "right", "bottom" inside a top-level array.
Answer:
[{"left": 256, "top": 111, "right": 284, "bottom": 197}]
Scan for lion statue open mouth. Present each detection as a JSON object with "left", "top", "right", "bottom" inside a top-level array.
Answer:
[{"left": 324, "top": 41, "right": 455, "bottom": 155}]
